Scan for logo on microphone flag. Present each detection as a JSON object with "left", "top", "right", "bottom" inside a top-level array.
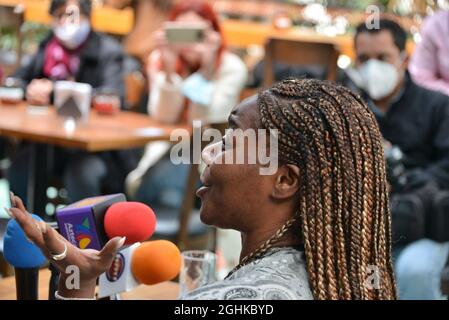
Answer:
[
  {"left": 106, "top": 252, "right": 125, "bottom": 282},
  {"left": 56, "top": 206, "right": 102, "bottom": 250},
  {"left": 98, "top": 243, "right": 140, "bottom": 298},
  {"left": 74, "top": 218, "right": 93, "bottom": 249}
]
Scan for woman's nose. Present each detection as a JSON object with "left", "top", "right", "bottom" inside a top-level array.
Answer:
[{"left": 201, "top": 141, "right": 221, "bottom": 165}]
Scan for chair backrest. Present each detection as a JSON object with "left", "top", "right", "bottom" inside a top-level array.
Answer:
[
  {"left": 122, "top": 55, "right": 146, "bottom": 111},
  {"left": 263, "top": 36, "right": 339, "bottom": 87},
  {"left": 124, "top": 71, "right": 145, "bottom": 111},
  {"left": 0, "top": 5, "right": 25, "bottom": 69}
]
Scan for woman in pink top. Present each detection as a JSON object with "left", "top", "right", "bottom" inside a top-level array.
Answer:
[{"left": 409, "top": 10, "right": 449, "bottom": 96}]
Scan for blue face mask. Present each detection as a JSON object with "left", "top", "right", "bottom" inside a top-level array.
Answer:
[{"left": 181, "top": 73, "right": 214, "bottom": 106}]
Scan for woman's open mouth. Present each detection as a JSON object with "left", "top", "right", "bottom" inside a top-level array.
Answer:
[{"left": 197, "top": 168, "right": 212, "bottom": 199}]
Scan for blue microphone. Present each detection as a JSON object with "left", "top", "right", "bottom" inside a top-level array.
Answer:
[{"left": 3, "top": 214, "right": 47, "bottom": 300}]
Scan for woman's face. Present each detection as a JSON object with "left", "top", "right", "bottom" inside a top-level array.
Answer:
[
  {"left": 197, "top": 96, "right": 279, "bottom": 232},
  {"left": 174, "top": 11, "right": 213, "bottom": 65},
  {"left": 51, "top": 0, "right": 88, "bottom": 27}
]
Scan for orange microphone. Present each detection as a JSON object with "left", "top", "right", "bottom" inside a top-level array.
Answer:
[
  {"left": 98, "top": 240, "right": 181, "bottom": 298},
  {"left": 131, "top": 240, "right": 181, "bottom": 285}
]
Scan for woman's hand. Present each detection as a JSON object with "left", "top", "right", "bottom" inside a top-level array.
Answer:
[
  {"left": 151, "top": 29, "right": 178, "bottom": 78},
  {"left": 197, "top": 29, "right": 221, "bottom": 79},
  {"left": 26, "top": 79, "right": 53, "bottom": 106},
  {"left": 6, "top": 193, "right": 125, "bottom": 299}
]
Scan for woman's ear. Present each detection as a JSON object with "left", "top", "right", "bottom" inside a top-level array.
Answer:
[
  {"left": 271, "top": 164, "right": 300, "bottom": 200},
  {"left": 400, "top": 52, "right": 410, "bottom": 70}
]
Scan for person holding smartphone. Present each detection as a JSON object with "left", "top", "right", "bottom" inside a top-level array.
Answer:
[{"left": 126, "top": 0, "right": 248, "bottom": 209}]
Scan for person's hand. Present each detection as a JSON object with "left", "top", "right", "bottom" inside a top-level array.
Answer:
[
  {"left": 6, "top": 192, "right": 126, "bottom": 299},
  {"left": 151, "top": 29, "right": 178, "bottom": 77},
  {"left": 197, "top": 29, "right": 221, "bottom": 79},
  {"left": 26, "top": 79, "right": 53, "bottom": 106}
]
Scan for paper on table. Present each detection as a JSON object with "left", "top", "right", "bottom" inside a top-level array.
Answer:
[
  {"left": 134, "top": 127, "right": 167, "bottom": 137},
  {"left": 26, "top": 105, "right": 50, "bottom": 115}
]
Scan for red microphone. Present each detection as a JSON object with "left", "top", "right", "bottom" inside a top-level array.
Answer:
[
  {"left": 104, "top": 202, "right": 157, "bottom": 245},
  {"left": 56, "top": 194, "right": 156, "bottom": 250}
]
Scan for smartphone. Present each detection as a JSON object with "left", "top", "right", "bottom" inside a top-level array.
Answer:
[{"left": 164, "top": 22, "right": 206, "bottom": 44}]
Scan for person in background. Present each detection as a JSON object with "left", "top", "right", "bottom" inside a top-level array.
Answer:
[
  {"left": 409, "top": 10, "right": 449, "bottom": 96},
  {"left": 15, "top": 0, "right": 124, "bottom": 103},
  {"left": 345, "top": 18, "right": 449, "bottom": 300},
  {"left": 7, "top": 0, "right": 140, "bottom": 205},
  {"left": 126, "top": 0, "right": 247, "bottom": 210}
]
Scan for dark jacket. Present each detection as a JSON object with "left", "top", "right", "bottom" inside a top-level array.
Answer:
[
  {"left": 344, "top": 72, "right": 449, "bottom": 190},
  {"left": 14, "top": 30, "right": 125, "bottom": 101}
]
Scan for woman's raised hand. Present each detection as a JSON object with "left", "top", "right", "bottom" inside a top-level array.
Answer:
[{"left": 5, "top": 193, "right": 125, "bottom": 299}]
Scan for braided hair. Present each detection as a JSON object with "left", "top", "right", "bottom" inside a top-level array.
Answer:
[{"left": 245, "top": 78, "right": 396, "bottom": 300}]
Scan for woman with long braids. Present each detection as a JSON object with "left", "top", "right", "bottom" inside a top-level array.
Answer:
[{"left": 7, "top": 78, "right": 396, "bottom": 300}]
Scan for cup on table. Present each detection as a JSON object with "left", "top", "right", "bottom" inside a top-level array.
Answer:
[
  {"left": 92, "top": 89, "right": 121, "bottom": 115},
  {"left": 179, "top": 250, "right": 216, "bottom": 297},
  {"left": 0, "top": 77, "right": 24, "bottom": 106}
]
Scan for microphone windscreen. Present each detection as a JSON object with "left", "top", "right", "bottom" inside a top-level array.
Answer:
[
  {"left": 131, "top": 240, "right": 181, "bottom": 285},
  {"left": 104, "top": 202, "right": 156, "bottom": 245},
  {"left": 3, "top": 214, "right": 47, "bottom": 268}
]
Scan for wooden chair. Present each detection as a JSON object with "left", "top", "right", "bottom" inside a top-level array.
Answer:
[
  {"left": 263, "top": 36, "right": 339, "bottom": 87},
  {"left": 122, "top": 54, "right": 146, "bottom": 112}
]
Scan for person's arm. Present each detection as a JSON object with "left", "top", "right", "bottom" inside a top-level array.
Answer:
[
  {"left": 12, "top": 51, "right": 42, "bottom": 91},
  {"left": 97, "top": 43, "right": 126, "bottom": 106},
  {"left": 146, "top": 50, "right": 185, "bottom": 123},
  {"left": 423, "top": 100, "right": 449, "bottom": 188},
  {"left": 409, "top": 15, "right": 449, "bottom": 96},
  {"left": 405, "top": 99, "right": 449, "bottom": 189}
]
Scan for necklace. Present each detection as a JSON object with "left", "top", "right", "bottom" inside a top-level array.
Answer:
[{"left": 224, "top": 215, "right": 299, "bottom": 280}]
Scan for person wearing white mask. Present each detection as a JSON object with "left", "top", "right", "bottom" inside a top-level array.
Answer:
[
  {"left": 14, "top": 0, "right": 125, "bottom": 105},
  {"left": 344, "top": 19, "right": 449, "bottom": 300},
  {"left": 8, "top": 0, "right": 140, "bottom": 208}
]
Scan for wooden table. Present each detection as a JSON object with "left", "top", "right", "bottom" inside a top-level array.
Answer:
[
  {"left": 0, "top": 269, "right": 180, "bottom": 300},
  {"left": 0, "top": 104, "right": 188, "bottom": 152},
  {"left": 0, "top": 103, "right": 191, "bottom": 214}
]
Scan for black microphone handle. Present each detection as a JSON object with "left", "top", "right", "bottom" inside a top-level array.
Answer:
[
  {"left": 15, "top": 268, "right": 39, "bottom": 300},
  {"left": 48, "top": 221, "right": 60, "bottom": 300},
  {"left": 48, "top": 263, "right": 60, "bottom": 300}
]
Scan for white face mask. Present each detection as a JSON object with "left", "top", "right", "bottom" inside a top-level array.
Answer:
[
  {"left": 347, "top": 58, "right": 402, "bottom": 100},
  {"left": 53, "top": 19, "right": 91, "bottom": 50}
]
